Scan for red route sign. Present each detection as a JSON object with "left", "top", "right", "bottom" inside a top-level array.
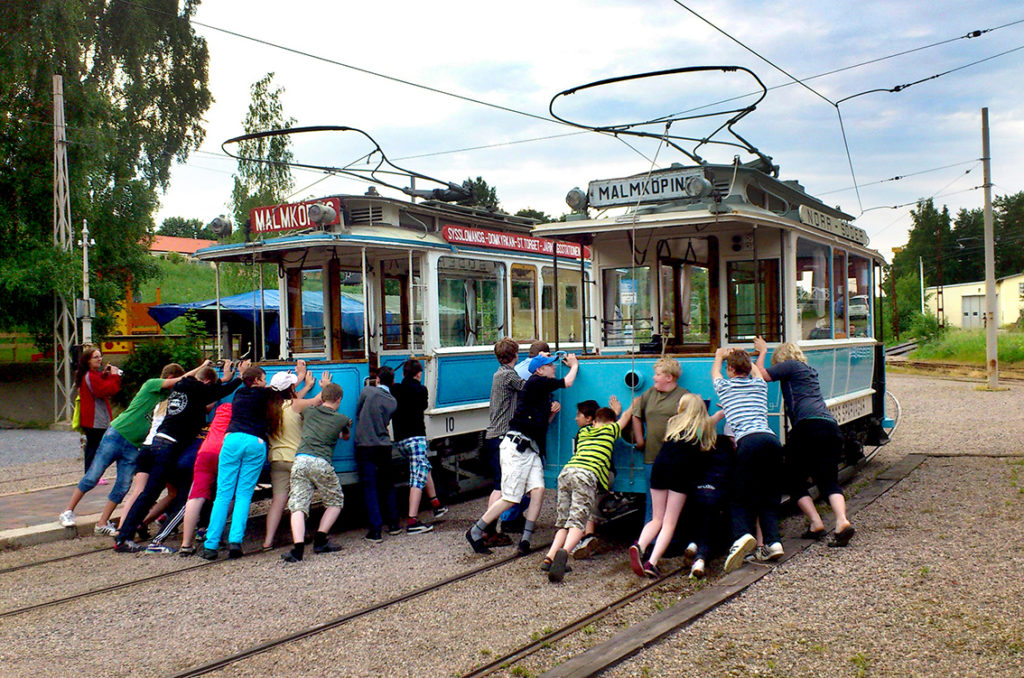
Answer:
[
  {"left": 442, "top": 225, "right": 590, "bottom": 260},
  {"left": 250, "top": 197, "right": 342, "bottom": 234}
]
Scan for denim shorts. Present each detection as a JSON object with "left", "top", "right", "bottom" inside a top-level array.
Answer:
[{"left": 77, "top": 427, "right": 140, "bottom": 504}]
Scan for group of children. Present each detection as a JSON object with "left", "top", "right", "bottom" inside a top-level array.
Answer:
[
  {"left": 59, "top": 351, "right": 447, "bottom": 563},
  {"left": 471, "top": 338, "right": 855, "bottom": 584},
  {"left": 60, "top": 335, "right": 854, "bottom": 577}
]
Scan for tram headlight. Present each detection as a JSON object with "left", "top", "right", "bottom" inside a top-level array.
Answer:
[
  {"left": 684, "top": 176, "right": 713, "bottom": 199},
  {"left": 565, "top": 187, "right": 588, "bottom": 213},
  {"left": 307, "top": 203, "right": 337, "bottom": 226}
]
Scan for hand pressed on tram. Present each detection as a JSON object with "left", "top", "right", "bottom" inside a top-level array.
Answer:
[{"left": 319, "top": 371, "right": 332, "bottom": 388}]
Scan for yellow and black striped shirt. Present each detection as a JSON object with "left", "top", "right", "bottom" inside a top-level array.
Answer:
[{"left": 566, "top": 423, "right": 620, "bottom": 490}]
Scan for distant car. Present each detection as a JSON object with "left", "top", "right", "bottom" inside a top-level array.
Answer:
[{"left": 848, "top": 295, "right": 870, "bottom": 319}]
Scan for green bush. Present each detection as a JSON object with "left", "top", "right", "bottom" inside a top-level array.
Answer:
[
  {"left": 907, "top": 312, "right": 945, "bottom": 342},
  {"left": 117, "top": 336, "right": 203, "bottom": 407}
]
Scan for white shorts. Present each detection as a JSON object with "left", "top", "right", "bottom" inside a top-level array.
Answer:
[{"left": 499, "top": 432, "right": 544, "bottom": 504}]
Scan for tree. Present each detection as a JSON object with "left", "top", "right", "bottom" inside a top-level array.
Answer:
[
  {"left": 0, "top": 0, "right": 211, "bottom": 343},
  {"left": 158, "top": 216, "right": 214, "bottom": 240},
  {"left": 994, "top": 191, "right": 1024, "bottom": 279},
  {"left": 458, "top": 176, "right": 500, "bottom": 211},
  {"left": 515, "top": 208, "right": 551, "bottom": 223},
  {"left": 949, "top": 207, "right": 984, "bottom": 284},
  {"left": 229, "top": 73, "right": 295, "bottom": 231}
]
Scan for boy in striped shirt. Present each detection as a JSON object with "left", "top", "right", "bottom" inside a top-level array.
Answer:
[
  {"left": 712, "top": 347, "right": 785, "bottom": 573},
  {"left": 542, "top": 397, "right": 633, "bottom": 582}
]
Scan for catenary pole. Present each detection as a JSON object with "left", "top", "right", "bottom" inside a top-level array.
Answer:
[
  {"left": 52, "top": 74, "right": 77, "bottom": 422},
  {"left": 981, "top": 107, "right": 998, "bottom": 388}
]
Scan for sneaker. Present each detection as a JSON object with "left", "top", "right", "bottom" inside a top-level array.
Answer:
[
  {"left": 465, "top": 529, "right": 492, "bottom": 555},
  {"left": 406, "top": 520, "right": 433, "bottom": 534},
  {"left": 684, "top": 542, "right": 698, "bottom": 561},
  {"left": 281, "top": 551, "right": 302, "bottom": 563},
  {"left": 387, "top": 524, "right": 404, "bottom": 536},
  {"left": 432, "top": 505, "right": 449, "bottom": 518},
  {"left": 690, "top": 558, "right": 706, "bottom": 579},
  {"left": 145, "top": 543, "right": 177, "bottom": 555},
  {"left": 313, "top": 541, "right": 342, "bottom": 554},
  {"left": 179, "top": 545, "right": 196, "bottom": 558},
  {"left": 135, "top": 524, "right": 151, "bottom": 542},
  {"left": 364, "top": 530, "right": 383, "bottom": 544},
  {"left": 228, "top": 543, "right": 243, "bottom": 559},
  {"left": 113, "top": 540, "right": 143, "bottom": 553},
  {"left": 93, "top": 521, "right": 117, "bottom": 536},
  {"left": 195, "top": 527, "right": 206, "bottom": 542},
  {"left": 548, "top": 548, "right": 569, "bottom": 583},
  {"left": 751, "top": 545, "right": 769, "bottom": 562},
  {"left": 628, "top": 542, "right": 645, "bottom": 577},
  {"left": 571, "top": 534, "right": 597, "bottom": 560},
  {"left": 516, "top": 540, "right": 531, "bottom": 557},
  {"left": 642, "top": 560, "right": 661, "bottom": 579},
  {"left": 764, "top": 541, "right": 784, "bottom": 561},
  {"left": 723, "top": 534, "right": 757, "bottom": 574},
  {"left": 58, "top": 510, "right": 76, "bottom": 527},
  {"left": 200, "top": 548, "right": 219, "bottom": 561}
]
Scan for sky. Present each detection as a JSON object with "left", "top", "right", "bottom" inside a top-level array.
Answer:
[{"left": 154, "top": 0, "right": 1024, "bottom": 261}]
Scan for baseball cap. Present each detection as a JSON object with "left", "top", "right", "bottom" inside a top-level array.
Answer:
[
  {"left": 269, "top": 371, "right": 299, "bottom": 391},
  {"left": 528, "top": 354, "right": 558, "bottom": 373}
]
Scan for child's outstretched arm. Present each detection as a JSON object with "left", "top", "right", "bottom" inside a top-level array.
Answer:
[
  {"left": 711, "top": 347, "right": 728, "bottom": 381},
  {"left": 608, "top": 395, "right": 633, "bottom": 430},
  {"left": 752, "top": 337, "right": 773, "bottom": 381}
]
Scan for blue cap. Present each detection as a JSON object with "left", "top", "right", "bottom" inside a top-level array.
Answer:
[{"left": 529, "top": 354, "right": 558, "bottom": 373}]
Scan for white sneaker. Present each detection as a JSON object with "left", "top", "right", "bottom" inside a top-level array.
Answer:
[
  {"left": 93, "top": 521, "right": 117, "bottom": 536},
  {"left": 684, "top": 542, "right": 698, "bottom": 561},
  {"left": 723, "top": 534, "right": 756, "bottom": 573},
  {"left": 764, "top": 541, "right": 784, "bottom": 561},
  {"left": 59, "top": 510, "right": 76, "bottom": 527},
  {"left": 690, "top": 558, "right": 706, "bottom": 579}
]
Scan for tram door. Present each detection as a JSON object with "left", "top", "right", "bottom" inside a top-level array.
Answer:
[
  {"left": 657, "top": 236, "right": 718, "bottom": 351},
  {"left": 377, "top": 255, "right": 423, "bottom": 353}
]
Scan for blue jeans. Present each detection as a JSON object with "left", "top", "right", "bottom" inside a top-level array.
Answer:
[
  {"left": 77, "top": 427, "right": 139, "bottom": 504},
  {"left": 643, "top": 463, "right": 654, "bottom": 523},
  {"left": 204, "top": 432, "right": 267, "bottom": 549},
  {"left": 355, "top": 445, "right": 398, "bottom": 532}
]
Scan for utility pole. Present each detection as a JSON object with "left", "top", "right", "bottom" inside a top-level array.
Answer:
[
  {"left": 982, "top": 107, "right": 998, "bottom": 388},
  {"left": 934, "top": 219, "right": 945, "bottom": 328},
  {"left": 52, "top": 75, "right": 78, "bottom": 423},
  {"left": 79, "top": 219, "right": 94, "bottom": 344},
  {"left": 919, "top": 256, "right": 925, "bottom": 314}
]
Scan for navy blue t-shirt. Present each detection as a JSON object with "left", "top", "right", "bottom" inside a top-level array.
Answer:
[
  {"left": 766, "top": 360, "right": 834, "bottom": 425},
  {"left": 226, "top": 385, "right": 273, "bottom": 440},
  {"left": 509, "top": 374, "right": 565, "bottom": 445}
]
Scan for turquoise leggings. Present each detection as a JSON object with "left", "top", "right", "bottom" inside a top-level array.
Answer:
[{"left": 204, "top": 432, "right": 266, "bottom": 549}]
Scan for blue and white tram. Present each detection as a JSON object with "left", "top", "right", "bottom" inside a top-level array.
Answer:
[
  {"left": 194, "top": 192, "right": 593, "bottom": 490},
  {"left": 533, "top": 161, "right": 890, "bottom": 496}
]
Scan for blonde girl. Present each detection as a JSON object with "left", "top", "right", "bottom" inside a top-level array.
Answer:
[{"left": 628, "top": 393, "right": 717, "bottom": 578}]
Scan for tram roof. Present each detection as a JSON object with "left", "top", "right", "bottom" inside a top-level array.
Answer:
[{"left": 533, "top": 162, "right": 882, "bottom": 259}]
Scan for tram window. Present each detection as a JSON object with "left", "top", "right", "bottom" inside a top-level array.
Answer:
[
  {"left": 833, "top": 250, "right": 848, "bottom": 338},
  {"left": 847, "top": 255, "right": 873, "bottom": 337},
  {"left": 602, "top": 266, "right": 653, "bottom": 347},
  {"left": 511, "top": 265, "right": 537, "bottom": 340},
  {"left": 437, "top": 257, "right": 506, "bottom": 347},
  {"left": 338, "top": 270, "right": 365, "bottom": 355},
  {"left": 381, "top": 277, "right": 407, "bottom": 349},
  {"left": 726, "top": 259, "right": 780, "bottom": 342},
  {"left": 796, "top": 238, "right": 832, "bottom": 340},
  {"left": 660, "top": 261, "right": 711, "bottom": 348},
  {"left": 542, "top": 267, "right": 583, "bottom": 343},
  {"left": 287, "top": 268, "right": 326, "bottom": 354}
]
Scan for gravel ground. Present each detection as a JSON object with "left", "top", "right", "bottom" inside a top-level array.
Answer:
[
  {"left": 0, "top": 373, "right": 1021, "bottom": 678},
  {"left": 0, "top": 429, "right": 81, "bottom": 468}
]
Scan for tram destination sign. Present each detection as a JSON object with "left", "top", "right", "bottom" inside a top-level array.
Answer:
[
  {"left": 588, "top": 168, "right": 705, "bottom": 208},
  {"left": 798, "top": 205, "right": 870, "bottom": 246},
  {"left": 442, "top": 225, "right": 590, "bottom": 259},
  {"left": 250, "top": 197, "right": 342, "bottom": 234}
]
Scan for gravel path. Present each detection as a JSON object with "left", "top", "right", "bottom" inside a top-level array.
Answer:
[{"left": 0, "top": 373, "right": 1020, "bottom": 677}]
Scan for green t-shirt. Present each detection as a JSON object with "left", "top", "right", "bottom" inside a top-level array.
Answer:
[
  {"left": 110, "top": 378, "right": 167, "bottom": 447},
  {"left": 638, "top": 384, "right": 689, "bottom": 463},
  {"left": 296, "top": 405, "right": 353, "bottom": 462}
]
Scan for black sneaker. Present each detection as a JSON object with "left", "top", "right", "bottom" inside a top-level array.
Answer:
[
  {"left": 113, "top": 540, "right": 143, "bottom": 553},
  {"left": 465, "top": 529, "right": 492, "bottom": 554},
  {"left": 178, "top": 545, "right": 196, "bottom": 558},
  {"left": 200, "top": 548, "right": 219, "bottom": 561},
  {"left": 281, "top": 551, "right": 302, "bottom": 563},
  {"left": 228, "top": 543, "right": 243, "bottom": 559},
  {"left": 432, "top": 505, "right": 449, "bottom": 518},
  {"left": 365, "top": 530, "right": 383, "bottom": 544},
  {"left": 548, "top": 548, "right": 569, "bottom": 583},
  {"left": 135, "top": 524, "right": 151, "bottom": 542},
  {"left": 516, "top": 540, "right": 531, "bottom": 557},
  {"left": 406, "top": 520, "right": 433, "bottom": 534},
  {"left": 313, "top": 542, "right": 342, "bottom": 554},
  {"left": 387, "top": 525, "right": 404, "bottom": 536}
]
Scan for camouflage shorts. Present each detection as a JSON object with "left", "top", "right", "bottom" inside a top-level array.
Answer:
[
  {"left": 555, "top": 466, "right": 599, "bottom": 531},
  {"left": 288, "top": 454, "right": 344, "bottom": 514}
]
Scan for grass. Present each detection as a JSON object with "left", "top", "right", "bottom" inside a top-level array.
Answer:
[{"left": 910, "top": 328, "right": 1024, "bottom": 364}]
